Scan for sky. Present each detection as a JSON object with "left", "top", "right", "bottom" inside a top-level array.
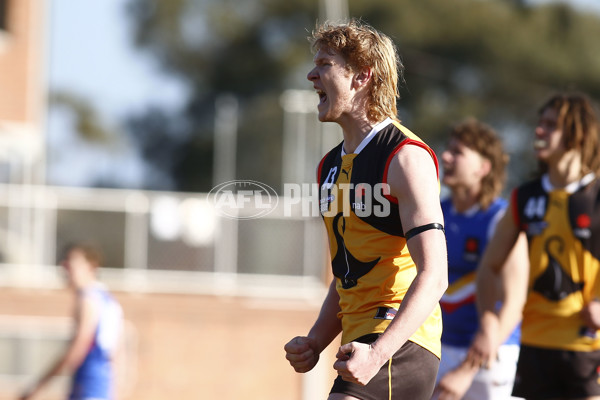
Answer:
[
  {"left": 46, "top": 0, "right": 188, "bottom": 188},
  {"left": 45, "top": 0, "right": 600, "bottom": 189},
  {"left": 527, "top": 0, "right": 600, "bottom": 13}
]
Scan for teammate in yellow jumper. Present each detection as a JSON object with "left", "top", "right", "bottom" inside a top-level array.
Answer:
[{"left": 472, "top": 93, "right": 600, "bottom": 400}]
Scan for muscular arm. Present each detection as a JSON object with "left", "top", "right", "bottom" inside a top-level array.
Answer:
[
  {"left": 284, "top": 278, "right": 342, "bottom": 373},
  {"left": 21, "top": 293, "right": 99, "bottom": 399},
  {"left": 469, "top": 204, "right": 525, "bottom": 367},
  {"left": 370, "top": 144, "right": 448, "bottom": 361},
  {"left": 333, "top": 144, "right": 447, "bottom": 385},
  {"left": 490, "top": 231, "right": 528, "bottom": 344},
  {"left": 308, "top": 278, "right": 343, "bottom": 353},
  {"left": 434, "top": 200, "right": 528, "bottom": 399}
]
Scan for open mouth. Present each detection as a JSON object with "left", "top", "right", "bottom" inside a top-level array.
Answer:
[
  {"left": 533, "top": 139, "right": 547, "bottom": 150},
  {"left": 442, "top": 167, "right": 453, "bottom": 177},
  {"left": 317, "top": 90, "right": 327, "bottom": 106}
]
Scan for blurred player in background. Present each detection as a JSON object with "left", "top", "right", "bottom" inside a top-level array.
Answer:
[
  {"left": 284, "top": 19, "right": 447, "bottom": 399},
  {"left": 19, "top": 243, "right": 123, "bottom": 400},
  {"left": 432, "top": 119, "right": 528, "bottom": 400},
  {"left": 471, "top": 92, "right": 600, "bottom": 400}
]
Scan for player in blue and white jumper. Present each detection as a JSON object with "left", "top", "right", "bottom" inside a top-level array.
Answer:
[
  {"left": 20, "top": 243, "right": 123, "bottom": 400},
  {"left": 432, "top": 119, "right": 528, "bottom": 400}
]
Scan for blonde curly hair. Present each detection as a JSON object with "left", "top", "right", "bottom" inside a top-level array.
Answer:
[{"left": 310, "top": 19, "right": 403, "bottom": 123}]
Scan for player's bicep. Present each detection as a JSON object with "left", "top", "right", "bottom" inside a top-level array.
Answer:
[
  {"left": 483, "top": 203, "right": 521, "bottom": 275},
  {"left": 388, "top": 145, "right": 446, "bottom": 278},
  {"left": 388, "top": 144, "right": 443, "bottom": 231},
  {"left": 68, "top": 296, "right": 100, "bottom": 365}
]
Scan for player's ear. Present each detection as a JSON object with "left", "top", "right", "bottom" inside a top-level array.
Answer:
[
  {"left": 353, "top": 67, "right": 372, "bottom": 88},
  {"left": 480, "top": 158, "right": 492, "bottom": 178}
]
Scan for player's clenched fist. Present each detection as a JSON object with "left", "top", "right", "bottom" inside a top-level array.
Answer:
[{"left": 284, "top": 336, "right": 320, "bottom": 373}]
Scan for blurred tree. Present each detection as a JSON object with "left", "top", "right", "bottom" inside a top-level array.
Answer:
[
  {"left": 353, "top": 0, "right": 600, "bottom": 189},
  {"left": 355, "top": 0, "right": 600, "bottom": 121},
  {"left": 50, "top": 91, "right": 113, "bottom": 143},
  {"left": 124, "top": 0, "right": 317, "bottom": 191},
  {"left": 123, "top": 0, "right": 600, "bottom": 192}
]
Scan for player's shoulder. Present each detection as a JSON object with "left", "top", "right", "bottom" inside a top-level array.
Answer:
[
  {"left": 390, "top": 142, "right": 437, "bottom": 173},
  {"left": 516, "top": 176, "right": 543, "bottom": 193},
  {"left": 317, "top": 141, "right": 344, "bottom": 182},
  {"left": 441, "top": 197, "right": 453, "bottom": 210},
  {"left": 488, "top": 197, "right": 508, "bottom": 212},
  {"left": 319, "top": 141, "right": 343, "bottom": 165}
]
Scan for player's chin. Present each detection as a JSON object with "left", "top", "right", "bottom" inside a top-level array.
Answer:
[
  {"left": 534, "top": 150, "right": 550, "bottom": 162},
  {"left": 317, "top": 107, "right": 339, "bottom": 123},
  {"left": 441, "top": 175, "right": 455, "bottom": 187},
  {"left": 317, "top": 112, "right": 333, "bottom": 123}
]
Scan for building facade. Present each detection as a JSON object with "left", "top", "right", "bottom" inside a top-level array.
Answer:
[{"left": 0, "top": 1, "right": 336, "bottom": 399}]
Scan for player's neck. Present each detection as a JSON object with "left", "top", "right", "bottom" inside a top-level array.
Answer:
[
  {"left": 339, "top": 111, "right": 375, "bottom": 154},
  {"left": 341, "top": 123, "right": 373, "bottom": 154},
  {"left": 450, "top": 186, "right": 480, "bottom": 213},
  {"left": 74, "top": 274, "right": 97, "bottom": 290},
  {"left": 547, "top": 150, "right": 582, "bottom": 188}
]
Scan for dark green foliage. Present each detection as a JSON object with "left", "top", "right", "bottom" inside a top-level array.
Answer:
[{"left": 57, "top": 0, "right": 600, "bottom": 193}]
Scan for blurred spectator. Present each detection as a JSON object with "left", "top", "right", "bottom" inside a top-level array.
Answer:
[
  {"left": 472, "top": 92, "right": 600, "bottom": 399},
  {"left": 19, "top": 243, "right": 123, "bottom": 400},
  {"left": 432, "top": 119, "right": 528, "bottom": 400}
]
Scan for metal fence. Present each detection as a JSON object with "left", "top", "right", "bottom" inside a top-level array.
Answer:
[{"left": 0, "top": 183, "right": 329, "bottom": 299}]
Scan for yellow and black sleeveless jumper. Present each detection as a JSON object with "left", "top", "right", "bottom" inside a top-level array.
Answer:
[
  {"left": 317, "top": 118, "right": 442, "bottom": 358},
  {"left": 512, "top": 173, "right": 600, "bottom": 351}
]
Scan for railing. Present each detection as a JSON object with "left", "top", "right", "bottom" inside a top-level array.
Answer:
[{"left": 0, "top": 183, "right": 329, "bottom": 299}]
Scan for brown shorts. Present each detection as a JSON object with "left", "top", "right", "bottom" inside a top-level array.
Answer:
[
  {"left": 512, "top": 344, "right": 600, "bottom": 399},
  {"left": 330, "top": 333, "right": 440, "bottom": 400}
]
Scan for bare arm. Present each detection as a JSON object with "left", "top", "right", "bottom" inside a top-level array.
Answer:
[
  {"left": 307, "top": 278, "right": 343, "bottom": 351},
  {"left": 372, "top": 144, "right": 448, "bottom": 360},
  {"left": 468, "top": 205, "right": 525, "bottom": 367},
  {"left": 334, "top": 144, "right": 448, "bottom": 385},
  {"left": 490, "top": 232, "right": 528, "bottom": 343},
  {"left": 433, "top": 203, "right": 528, "bottom": 399},
  {"left": 284, "top": 278, "right": 342, "bottom": 373},
  {"left": 581, "top": 228, "right": 600, "bottom": 330},
  {"left": 20, "top": 293, "right": 99, "bottom": 400}
]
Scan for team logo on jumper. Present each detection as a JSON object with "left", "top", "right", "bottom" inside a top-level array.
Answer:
[
  {"left": 374, "top": 307, "right": 397, "bottom": 320},
  {"left": 209, "top": 180, "right": 279, "bottom": 219},
  {"left": 533, "top": 236, "right": 584, "bottom": 301},
  {"left": 463, "top": 237, "right": 479, "bottom": 262},
  {"left": 331, "top": 213, "right": 380, "bottom": 288}
]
